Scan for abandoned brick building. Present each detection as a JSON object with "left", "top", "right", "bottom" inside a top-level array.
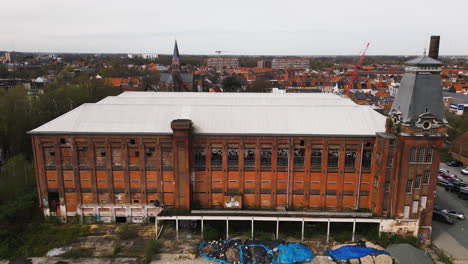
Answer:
[{"left": 29, "top": 55, "right": 447, "bottom": 241}]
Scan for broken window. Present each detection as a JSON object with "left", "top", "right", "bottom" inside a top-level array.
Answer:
[
  {"left": 211, "top": 147, "right": 222, "bottom": 169},
  {"left": 261, "top": 148, "right": 272, "bottom": 169},
  {"left": 227, "top": 147, "right": 239, "bottom": 169},
  {"left": 145, "top": 146, "right": 157, "bottom": 167},
  {"left": 362, "top": 149, "right": 373, "bottom": 169},
  {"left": 129, "top": 148, "right": 140, "bottom": 167},
  {"left": 277, "top": 148, "right": 289, "bottom": 168},
  {"left": 244, "top": 148, "right": 255, "bottom": 169},
  {"left": 43, "top": 147, "right": 56, "bottom": 166},
  {"left": 345, "top": 150, "right": 356, "bottom": 169},
  {"left": 387, "top": 151, "right": 393, "bottom": 168},
  {"left": 194, "top": 146, "right": 206, "bottom": 170},
  {"left": 310, "top": 149, "right": 322, "bottom": 170},
  {"left": 414, "top": 175, "right": 422, "bottom": 189},
  {"left": 111, "top": 147, "right": 123, "bottom": 167},
  {"left": 423, "top": 171, "right": 430, "bottom": 184},
  {"left": 95, "top": 146, "right": 106, "bottom": 167},
  {"left": 294, "top": 149, "right": 305, "bottom": 169},
  {"left": 327, "top": 149, "right": 339, "bottom": 169}
]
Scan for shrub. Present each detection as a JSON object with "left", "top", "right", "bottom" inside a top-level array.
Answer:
[
  {"left": 145, "top": 239, "right": 163, "bottom": 264},
  {"left": 203, "top": 226, "right": 220, "bottom": 241},
  {"left": 60, "top": 248, "right": 92, "bottom": 258},
  {"left": 117, "top": 224, "right": 138, "bottom": 240}
]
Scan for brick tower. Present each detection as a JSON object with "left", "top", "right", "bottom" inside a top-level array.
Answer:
[{"left": 388, "top": 55, "right": 448, "bottom": 243}]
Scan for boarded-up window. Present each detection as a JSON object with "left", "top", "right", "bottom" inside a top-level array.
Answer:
[
  {"left": 162, "top": 144, "right": 173, "bottom": 170},
  {"left": 43, "top": 147, "right": 56, "bottom": 166},
  {"left": 78, "top": 146, "right": 89, "bottom": 166},
  {"left": 61, "top": 147, "right": 72, "bottom": 167}
]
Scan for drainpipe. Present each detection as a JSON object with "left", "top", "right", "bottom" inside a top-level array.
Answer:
[
  {"left": 287, "top": 138, "right": 292, "bottom": 209},
  {"left": 356, "top": 141, "right": 364, "bottom": 209}
]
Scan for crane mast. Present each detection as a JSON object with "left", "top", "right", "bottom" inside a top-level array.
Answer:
[{"left": 345, "top": 42, "right": 370, "bottom": 96}]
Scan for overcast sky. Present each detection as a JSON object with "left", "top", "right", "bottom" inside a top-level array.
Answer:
[{"left": 1, "top": 0, "right": 467, "bottom": 56}]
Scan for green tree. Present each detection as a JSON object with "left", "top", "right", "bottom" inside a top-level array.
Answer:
[{"left": 221, "top": 76, "right": 242, "bottom": 92}]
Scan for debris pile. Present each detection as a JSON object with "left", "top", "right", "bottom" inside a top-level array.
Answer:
[{"left": 198, "top": 239, "right": 314, "bottom": 264}]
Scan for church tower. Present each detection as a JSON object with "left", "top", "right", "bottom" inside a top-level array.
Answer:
[
  {"left": 388, "top": 54, "right": 448, "bottom": 243},
  {"left": 172, "top": 40, "right": 180, "bottom": 69}
]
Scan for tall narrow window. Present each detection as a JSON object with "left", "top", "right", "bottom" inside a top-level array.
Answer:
[
  {"left": 417, "top": 148, "right": 425, "bottom": 162},
  {"left": 362, "top": 150, "right": 373, "bottom": 169},
  {"left": 387, "top": 151, "right": 393, "bottom": 168},
  {"left": 161, "top": 144, "right": 173, "bottom": 170},
  {"left": 261, "top": 148, "right": 272, "bottom": 169},
  {"left": 311, "top": 149, "right": 322, "bottom": 170},
  {"left": 384, "top": 182, "right": 390, "bottom": 192},
  {"left": 327, "top": 149, "right": 339, "bottom": 169},
  {"left": 211, "top": 148, "right": 222, "bottom": 169},
  {"left": 423, "top": 170, "right": 430, "bottom": 184},
  {"left": 345, "top": 150, "right": 357, "bottom": 169},
  {"left": 294, "top": 149, "right": 305, "bottom": 169},
  {"left": 409, "top": 148, "right": 416, "bottom": 162},
  {"left": 244, "top": 149, "right": 255, "bottom": 169},
  {"left": 227, "top": 148, "right": 238, "bottom": 169},
  {"left": 194, "top": 146, "right": 206, "bottom": 170},
  {"left": 414, "top": 175, "right": 422, "bottom": 189},
  {"left": 425, "top": 148, "right": 433, "bottom": 163},
  {"left": 277, "top": 148, "right": 289, "bottom": 168},
  {"left": 406, "top": 180, "right": 413, "bottom": 193}
]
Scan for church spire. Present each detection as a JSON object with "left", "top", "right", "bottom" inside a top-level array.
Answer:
[{"left": 172, "top": 40, "right": 180, "bottom": 68}]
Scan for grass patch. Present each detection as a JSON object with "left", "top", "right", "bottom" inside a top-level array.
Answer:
[
  {"left": 117, "top": 224, "right": 138, "bottom": 240},
  {"left": 435, "top": 249, "right": 454, "bottom": 264},
  {"left": 0, "top": 223, "right": 89, "bottom": 258}
]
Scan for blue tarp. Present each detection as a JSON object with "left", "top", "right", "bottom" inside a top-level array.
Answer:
[
  {"left": 326, "top": 245, "right": 389, "bottom": 261},
  {"left": 274, "top": 243, "right": 314, "bottom": 263}
]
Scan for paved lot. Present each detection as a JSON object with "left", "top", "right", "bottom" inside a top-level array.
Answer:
[{"left": 433, "top": 163, "right": 468, "bottom": 262}]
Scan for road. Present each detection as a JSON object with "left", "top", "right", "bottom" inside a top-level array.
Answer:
[{"left": 433, "top": 163, "right": 468, "bottom": 263}]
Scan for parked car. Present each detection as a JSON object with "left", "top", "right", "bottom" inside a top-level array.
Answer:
[
  {"left": 458, "top": 186, "right": 468, "bottom": 200},
  {"left": 437, "top": 176, "right": 450, "bottom": 187},
  {"left": 445, "top": 178, "right": 468, "bottom": 192},
  {"left": 441, "top": 209, "right": 465, "bottom": 220},
  {"left": 433, "top": 210, "right": 455, "bottom": 224},
  {"left": 461, "top": 167, "right": 468, "bottom": 176},
  {"left": 438, "top": 171, "right": 457, "bottom": 179},
  {"left": 439, "top": 169, "right": 450, "bottom": 174},
  {"left": 447, "top": 160, "right": 463, "bottom": 167}
]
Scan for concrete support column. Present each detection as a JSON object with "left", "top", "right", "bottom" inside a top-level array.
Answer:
[
  {"left": 226, "top": 218, "right": 229, "bottom": 240},
  {"left": 176, "top": 216, "right": 179, "bottom": 240},
  {"left": 155, "top": 217, "right": 158, "bottom": 239},
  {"left": 276, "top": 218, "right": 279, "bottom": 239},
  {"left": 201, "top": 217, "right": 204, "bottom": 240},
  {"left": 251, "top": 218, "right": 254, "bottom": 240},
  {"left": 352, "top": 219, "right": 356, "bottom": 242},
  {"left": 327, "top": 219, "right": 330, "bottom": 243},
  {"left": 301, "top": 218, "right": 305, "bottom": 241}
]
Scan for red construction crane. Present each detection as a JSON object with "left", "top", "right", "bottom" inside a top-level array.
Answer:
[{"left": 344, "top": 42, "right": 370, "bottom": 96}]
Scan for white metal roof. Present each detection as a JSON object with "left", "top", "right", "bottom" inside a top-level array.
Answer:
[
  {"left": 97, "top": 95, "right": 356, "bottom": 106},
  {"left": 30, "top": 92, "right": 386, "bottom": 136},
  {"left": 117, "top": 91, "right": 341, "bottom": 99}
]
